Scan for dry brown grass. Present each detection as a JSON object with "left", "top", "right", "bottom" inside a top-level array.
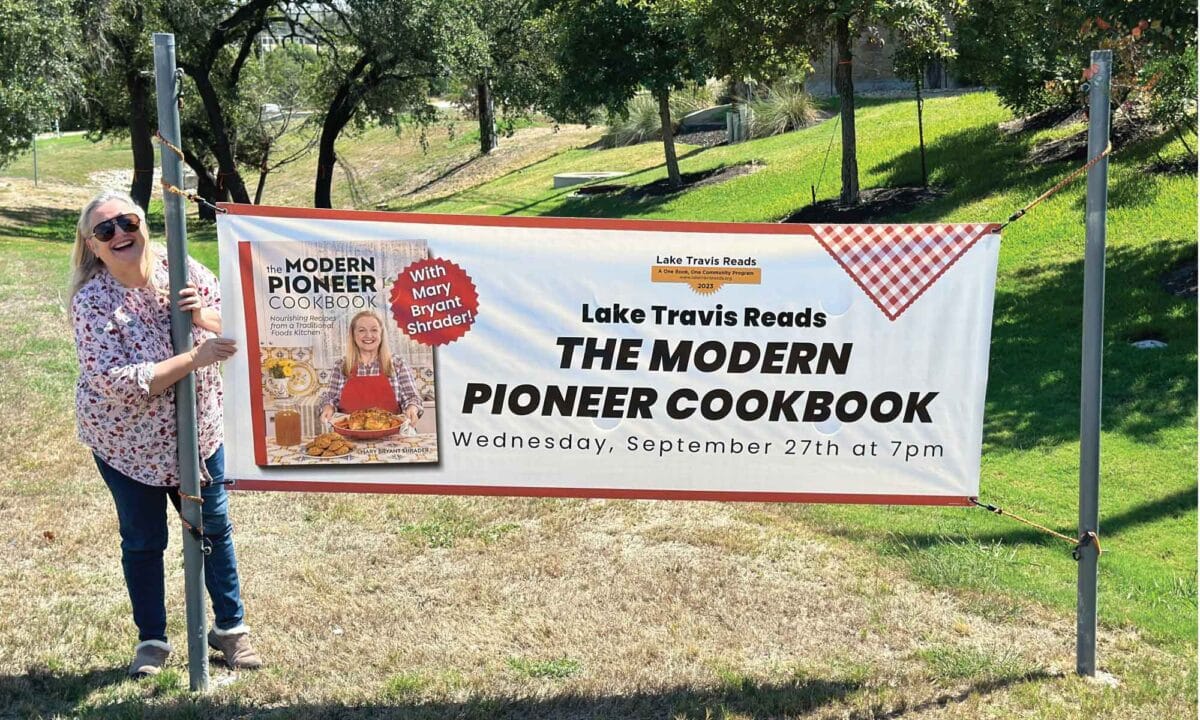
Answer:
[
  {"left": 0, "top": 179, "right": 1193, "bottom": 719},
  {"left": 262, "top": 123, "right": 603, "bottom": 210}
]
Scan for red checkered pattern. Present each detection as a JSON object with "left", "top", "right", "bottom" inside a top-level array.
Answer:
[{"left": 810, "top": 224, "right": 996, "bottom": 321}]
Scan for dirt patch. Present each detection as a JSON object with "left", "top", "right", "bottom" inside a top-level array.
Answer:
[
  {"left": 1161, "top": 256, "right": 1197, "bottom": 298},
  {"left": 782, "top": 186, "right": 946, "bottom": 223},
  {"left": 0, "top": 178, "right": 95, "bottom": 232},
  {"left": 397, "top": 124, "right": 603, "bottom": 204}
]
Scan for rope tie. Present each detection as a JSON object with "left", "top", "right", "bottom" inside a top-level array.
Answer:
[
  {"left": 1001, "top": 141, "right": 1113, "bottom": 229},
  {"left": 179, "top": 490, "right": 204, "bottom": 505},
  {"left": 970, "top": 498, "right": 1102, "bottom": 559},
  {"left": 812, "top": 112, "right": 842, "bottom": 203},
  {"left": 160, "top": 179, "right": 228, "bottom": 215},
  {"left": 154, "top": 130, "right": 184, "bottom": 162},
  {"left": 178, "top": 515, "right": 212, "bottom": 555},
  {"left": 153, "top": 131, "right": 228, "bottom": 215}
]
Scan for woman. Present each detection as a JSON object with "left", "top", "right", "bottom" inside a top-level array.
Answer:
[
  {"left": 70, "top": 190, "right": 261, "bottom": 677},
  {"left": 319, "top": 309, "right": 423, "bottom": 426}
]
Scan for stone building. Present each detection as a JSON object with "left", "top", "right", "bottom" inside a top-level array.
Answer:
[{"left": 805, "top": 29, "right": 959, "bottom": 96}]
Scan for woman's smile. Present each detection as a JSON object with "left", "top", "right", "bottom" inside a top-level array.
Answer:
[
  {"left": 86, "top": 199, "right": 149, "bottom": 284},
  {"left": 354, "top": 319, "right": 382, "bottom": 351}
]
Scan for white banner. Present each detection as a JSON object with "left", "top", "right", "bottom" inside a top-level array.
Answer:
[{"left": 218, "top": 206, "right": 1000, "bottom": 504}]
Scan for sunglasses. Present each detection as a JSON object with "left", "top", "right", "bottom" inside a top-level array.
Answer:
[{"left": 91, "top": 213, "right": 141, "bottom": 242}]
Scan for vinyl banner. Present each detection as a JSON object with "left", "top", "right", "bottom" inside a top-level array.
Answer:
[{"left": 217, "top": 205, "right": 1001, "bottom": 505}]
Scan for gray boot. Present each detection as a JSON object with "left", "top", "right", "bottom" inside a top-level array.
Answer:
[
  {"left": 128, "top": 639, "right": 171, "bottom": 677},
  {"left": 208, "top": 627, "right": 263, "bottom": 670}
]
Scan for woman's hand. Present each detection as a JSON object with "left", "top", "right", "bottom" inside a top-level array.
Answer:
[
  {"left": 190, "top": 337, "right": 238, "bottom": 369},
  {"left": 179, "top": 282, "right": 222, "bottom": 334},
  {"left": 150, "top": 337, "right": 237, "bottom": 395},
  {"left": 320, "top": 404, "right": 335, "bottom": 425},
  {"left": 404, "top": 404, "right": 421, "bottom": 427}
]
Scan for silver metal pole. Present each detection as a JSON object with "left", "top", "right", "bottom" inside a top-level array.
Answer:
[
  {"left": 31, "top": 134, "right": 38, "bottom": 187},
  {"left": 153, "top": 32, "right": 209, "bottom": 693},
  {"left": 1077, "top": 48, "right": 1111, "bottom": 678}
]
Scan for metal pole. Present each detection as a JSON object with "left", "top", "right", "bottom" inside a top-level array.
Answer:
[
  {"left": 153, "top": 32, "right": 209, "bottom": 693},
  {"left": 31, "top": 134, "right": 38, "bottom": 187},
  {"left": 1077, "top": 48, "right": 1111, "bottom": 678}
]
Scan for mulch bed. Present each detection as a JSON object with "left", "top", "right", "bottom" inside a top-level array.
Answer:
[
  {"left": 781, "top": 186, "right": 946, "bottom": 223},
  {"left": 675, "top": 127, "right": 728, "bottom": 148},
  {"left": 573, "top": 162, "right": 763, "bottom": 199},
  {"left": 1161, "top": 257, "right": 1198, "bottom": 299},
  {"left": 1145, "top": 156, "right": 1198, "bottom": 176},
  {"left": 999, "top": 107, "right": 1082, "bottom": 135},
  {"left": 1026, "top": 113, "right": 1155, "bottom": 165}
]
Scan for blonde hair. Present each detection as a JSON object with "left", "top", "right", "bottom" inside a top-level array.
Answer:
[
  {"left": 344, "top": 310, "right": 395, "bottom": 377},
  {"left": 69, "top": 190, "right": 153, "bottom": 305}
]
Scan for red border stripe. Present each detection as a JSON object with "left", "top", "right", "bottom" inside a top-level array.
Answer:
[
  {"left": 219, "top": 202, "right": 1002, "bottom": 236},
  {"left": 238, "top": 241, "right": 269, "bottom": 466},
  {"left": 229, "top": 480, "right": 973, "bottom": 506}
]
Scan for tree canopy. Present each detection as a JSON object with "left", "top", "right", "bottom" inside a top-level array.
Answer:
[
  {"left": 0, "top": 0, "right": 79, "bottom": 167},
  {"left": 544, "top": 0, "right": 713, "bottom": 188},
  {"left": 957, "top": 0, "right": 1197, "bottom": 127}
]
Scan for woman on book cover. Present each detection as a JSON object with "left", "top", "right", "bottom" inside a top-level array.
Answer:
[{"left": 319, "top": 309, "right": 422, "bottom": 427}]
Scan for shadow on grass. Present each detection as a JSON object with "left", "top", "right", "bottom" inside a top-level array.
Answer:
[
  {"left": 399, "top": 146, "right": 713, "bottom": 219},
  {"left": 401, "top": 155, "right": 485, "bottom": 198},
  {"left": 865, "top": 125, "right": 1067, "bottom": 223},
  {"left": 984, "top": 240, "right": 1196, "bottom": 451},
  {"left": 0, "top": 664, "right": 1056, "bottom": 719},
  {"left": 860, "top": 670, "right": 1054, "bottom": 720},
  {"left": 870, "top": 120, "right": 1191, "bottom": 223},
  {"left": 836, "top": 485, "right": 1197, "bottom": 552},
  {"left": 0, "top": 666, "right": 126, "bottom": 717},
  {"left": 0, "top": 202, "right": 207, "bottom": 245},
  {"left": 0, "top": 205, "right": 78, "bottom": 242}
]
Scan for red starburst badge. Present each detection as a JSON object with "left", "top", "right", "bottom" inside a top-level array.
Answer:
[{"left": 390, "top": 258, "right": 479, "bottom": 346}]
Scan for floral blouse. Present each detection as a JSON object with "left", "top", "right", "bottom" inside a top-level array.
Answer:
[{"left": 73, "top": 252, "right": 223, "bottom": 487}]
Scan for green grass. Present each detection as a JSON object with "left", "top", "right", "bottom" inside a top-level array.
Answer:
[
  {"left": 399, "top": 91, "right": 1197, "bottom": 651},
  {"left": 0, "top": 90, "right": 1193, "bottom": 717},
  {"left": 506, "top": 656, "right": 581, "bottom": 680},
  {"left": 916, "top": 645, "right": 1036, "bottom": 682},
  {"left": 2, "top": 133, "right": 154, "bottom": 186}
]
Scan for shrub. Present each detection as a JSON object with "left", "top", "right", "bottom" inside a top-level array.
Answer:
[
  {"left": 602, "top": 94, "right": 662, "bottom": 147},
  {"left": 748, "top": 84, "right": 818, "bottom": 138},
  {"left": 601, "top": 84, "right": 715, "bottom": 147}
]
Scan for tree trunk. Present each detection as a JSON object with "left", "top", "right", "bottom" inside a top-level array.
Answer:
[
  {"left": 315, "top": 56, "right": 371, "bottom": 209},
  {"left": 916, "top": 75, "right": 927, "bottom": 187},
  {"left": 835, "top": 16, "right": 859, "bottom": 204},
  {"left": 181, "top": 148, "right": 224, "bottom": 222},
  {"left": 254, "top": 167, "right": 268, "bottom": 205},
  {"left": 656, "top": 90, "right": 682, "bottom": 189},
  {"left": 314, "top": 124, "right": 340, "bottom": 210},
  {"left": 126, "top": 70, "right": 155, "bottom": 211},
  {"left": 187, "top": 68, "right": 252, "bottom": 204},
  {"left": 1175, "top": 125, "right": 1194, "bottom": 156},
  {"left": 477, "top": 74, "right": 497, "bottom": 154}
]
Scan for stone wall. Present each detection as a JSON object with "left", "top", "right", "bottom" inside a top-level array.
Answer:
[{"left": 806, "top": 28, "right": 959, "bottom": 96}]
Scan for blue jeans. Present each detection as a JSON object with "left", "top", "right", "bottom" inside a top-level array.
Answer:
[{"left": 96, "top": 446, "right": 245, "bottom": 643}]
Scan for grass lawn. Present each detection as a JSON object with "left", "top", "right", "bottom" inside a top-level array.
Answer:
[
  {"left": 404, "top": 91, "right": 1199, "bottom": 651},
  {"left": 2, "top": 133, "right": 151, "bottom": 187},
  {"left": 0, "top": 90, "right": 1194, "bottom": 719}
]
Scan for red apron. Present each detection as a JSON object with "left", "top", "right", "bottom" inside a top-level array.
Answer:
[{"left": 338, "top": 372, "right": 400, "bottom": 414}]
